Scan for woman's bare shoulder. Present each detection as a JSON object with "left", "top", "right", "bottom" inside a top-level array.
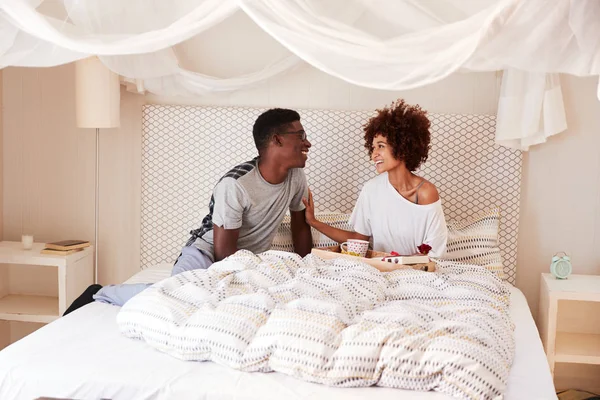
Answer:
[{"left": 417, "top": 179, "right": 440, "bottom": 205}]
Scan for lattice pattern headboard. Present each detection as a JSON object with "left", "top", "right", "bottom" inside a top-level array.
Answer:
[{"left": 141, "top": 105, "right": 523, "bottom": 284}]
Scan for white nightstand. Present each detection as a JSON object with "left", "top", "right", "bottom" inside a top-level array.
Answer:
[
  {"left": 538, "top": 273, "right": 600, "bottom": 377},
  {"left": 0, "top": 241, "right": 94, "bottom": 348}
]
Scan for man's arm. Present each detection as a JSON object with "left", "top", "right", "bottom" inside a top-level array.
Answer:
[
  {"left": 212, "top": 224, "right": 240, "bottom": 261},
  {"left": 290, "top": 209, "right": 313, "bottom": 257}
]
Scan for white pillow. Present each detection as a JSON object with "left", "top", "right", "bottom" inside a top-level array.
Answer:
[
  {"left": 270, "top": 213, "right": 352, "bottom": 252},
  {"left": 441, "top": 207, "right": 504, "bottom": 279}
]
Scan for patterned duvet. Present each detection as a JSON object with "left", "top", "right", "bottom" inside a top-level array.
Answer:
[{"left": 117, "top": 250, "right": 515, "bottom": 400}]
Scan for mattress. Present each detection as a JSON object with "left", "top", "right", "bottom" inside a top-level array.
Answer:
[{"left": 0, "top": 265, "right": 557, "bottom": 400}]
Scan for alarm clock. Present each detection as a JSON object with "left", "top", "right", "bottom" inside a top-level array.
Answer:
[{"left": 550, "top": 252, "right": 572, "bottom": 279}]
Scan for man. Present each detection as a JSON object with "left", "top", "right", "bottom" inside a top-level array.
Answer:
[{"left": 64, "top": 108, "right": 313, "bottom": 314}]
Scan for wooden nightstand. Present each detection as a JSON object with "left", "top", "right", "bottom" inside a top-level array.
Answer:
[
  {"left": 0, "top": 241, "right": 93, "bottom": 348},
  {"left": 538, "top": 273, "right": 600, "bottom": 377}
]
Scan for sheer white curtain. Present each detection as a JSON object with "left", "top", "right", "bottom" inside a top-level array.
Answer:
[
  {"left": 1, "top": 0, "right": 599, "bottom": 149},
  {"left": 496, "top": 71, "right": 566, "bottom": 150}
]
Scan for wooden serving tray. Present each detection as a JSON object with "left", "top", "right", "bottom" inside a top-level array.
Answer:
[{"left": 311, "top": 245, "right": 435, "bottom": 272}]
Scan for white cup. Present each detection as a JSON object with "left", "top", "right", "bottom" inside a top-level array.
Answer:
[
  {"left": 22, "top": 234, "right": 34, "bottom": 250},
  {"left": 340, "top": 239, "right": 369, "bottom": 257}
]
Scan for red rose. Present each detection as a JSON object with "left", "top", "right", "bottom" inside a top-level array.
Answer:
[{"left": 417, "top": 244, "right": 431, "bottom": 255}]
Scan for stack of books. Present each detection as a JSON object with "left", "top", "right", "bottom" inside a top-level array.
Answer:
[{"left": 41, "top": 240, "right": 91, "bottom": 255}]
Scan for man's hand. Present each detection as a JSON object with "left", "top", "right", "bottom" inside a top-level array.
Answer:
[
  {"left": 212, "top": 224, "right": 240, "bottom": 261},
  {"left": 290, "top": 209, "right": 313, "bottom": 257}
]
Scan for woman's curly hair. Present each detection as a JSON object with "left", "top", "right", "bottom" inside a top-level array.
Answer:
[{"left": 363, "top": 99, "right": 431, "bottom": 172}]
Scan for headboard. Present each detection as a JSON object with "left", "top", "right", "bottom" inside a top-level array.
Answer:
[{"left": 141, "top": 105, "right": 523, "bottom": 284}]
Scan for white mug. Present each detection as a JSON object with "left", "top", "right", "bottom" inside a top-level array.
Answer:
[
  {"left": 22, "top": 234, "right": 34, "bottom": 250},
  {"left": 340, "top": 239, "right": 369, "bottom": 257}
]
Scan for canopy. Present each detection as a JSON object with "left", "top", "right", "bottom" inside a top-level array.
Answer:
[{"left": 1, "top": 0, "right": 599, "bottom": 149}]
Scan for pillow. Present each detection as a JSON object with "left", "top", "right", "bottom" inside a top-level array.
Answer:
[
  {"left": 270, "top": 212, "right": 352, "bottom": 252},
  {"left": 441, "top": 207, "right": 505, "bottom": 279}
]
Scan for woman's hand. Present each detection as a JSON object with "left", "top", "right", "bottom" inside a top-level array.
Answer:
[
  {"left": 302, "top": 188, "right": 317, "bottom": 226},
  {"left": 302, "top": 188, "right": 364, "bottom": 244}
]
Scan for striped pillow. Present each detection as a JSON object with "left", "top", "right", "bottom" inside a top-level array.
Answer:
[
  {"left": 271, "top": 213, "right": 352, "bottom": 252},
  {"left": 442, "top": 207, "right": 504, "bottom": 279}
]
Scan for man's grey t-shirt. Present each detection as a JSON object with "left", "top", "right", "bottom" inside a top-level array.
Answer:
[{"left": 187, "top": 157, "right": 308, "bottom": 261}]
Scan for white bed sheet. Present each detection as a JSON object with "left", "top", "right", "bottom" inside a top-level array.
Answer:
[{"left": 0, "top": 266, "right": 557, "bottom": 400}]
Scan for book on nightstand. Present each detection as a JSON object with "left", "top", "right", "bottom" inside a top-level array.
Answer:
[
  {"left": 40, "top": 247, "right": 84, "bottom": 256},
  {"left": 44, "top": 240, "right": 90, "bottom": 251}
]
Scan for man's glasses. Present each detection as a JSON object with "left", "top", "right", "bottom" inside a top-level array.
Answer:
[{"left": 279, "top": 130, "right": 307, "bottom": 141}]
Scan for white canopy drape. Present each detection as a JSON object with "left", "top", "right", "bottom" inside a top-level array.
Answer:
[{"left": 1, "top": 0, "right": 599, "bottom": 150}]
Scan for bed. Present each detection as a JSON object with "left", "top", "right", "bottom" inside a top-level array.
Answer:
[
  {"left": 0, "top": 106, "right": 556, "bottom": 399},
  {"left": 0, "top": 264, "right": 556, "bottom": 400}
]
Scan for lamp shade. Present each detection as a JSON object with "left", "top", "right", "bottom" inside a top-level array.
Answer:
[{"left": 75, "top": 57, "right": 121, "bottom": 129}]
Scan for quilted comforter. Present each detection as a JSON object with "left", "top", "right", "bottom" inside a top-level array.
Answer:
[{"left": 117, "top": 250, "right": 515, "bottom": 400}]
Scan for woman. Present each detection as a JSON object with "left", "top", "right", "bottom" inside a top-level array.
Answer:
[{"left": 303, "top": 99, "right": 447, "bottom": 258}]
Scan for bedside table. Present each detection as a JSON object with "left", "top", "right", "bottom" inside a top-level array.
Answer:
[
  {"left": 538, "top": 273, "right": 600, "bottom": 377},
  {"left": 0, "top": 241, "right": 94, "bottom": 348}
]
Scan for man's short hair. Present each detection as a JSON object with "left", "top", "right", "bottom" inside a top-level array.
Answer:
[{"left": 253, "top": 108, "right": 301, "bottom": 151}]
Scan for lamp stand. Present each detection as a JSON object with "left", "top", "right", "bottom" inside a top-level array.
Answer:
[{"left": 94, "top": 127, "right": 100, "bottom": 284}]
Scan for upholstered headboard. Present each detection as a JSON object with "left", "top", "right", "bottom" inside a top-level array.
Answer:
[{"left": 141, "top": 105, "right": 522, "bottom": 284}]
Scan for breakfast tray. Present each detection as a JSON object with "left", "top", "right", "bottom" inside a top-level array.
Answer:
[{"left": 311, "top": 245, "right": 436, "bottom": 272}]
